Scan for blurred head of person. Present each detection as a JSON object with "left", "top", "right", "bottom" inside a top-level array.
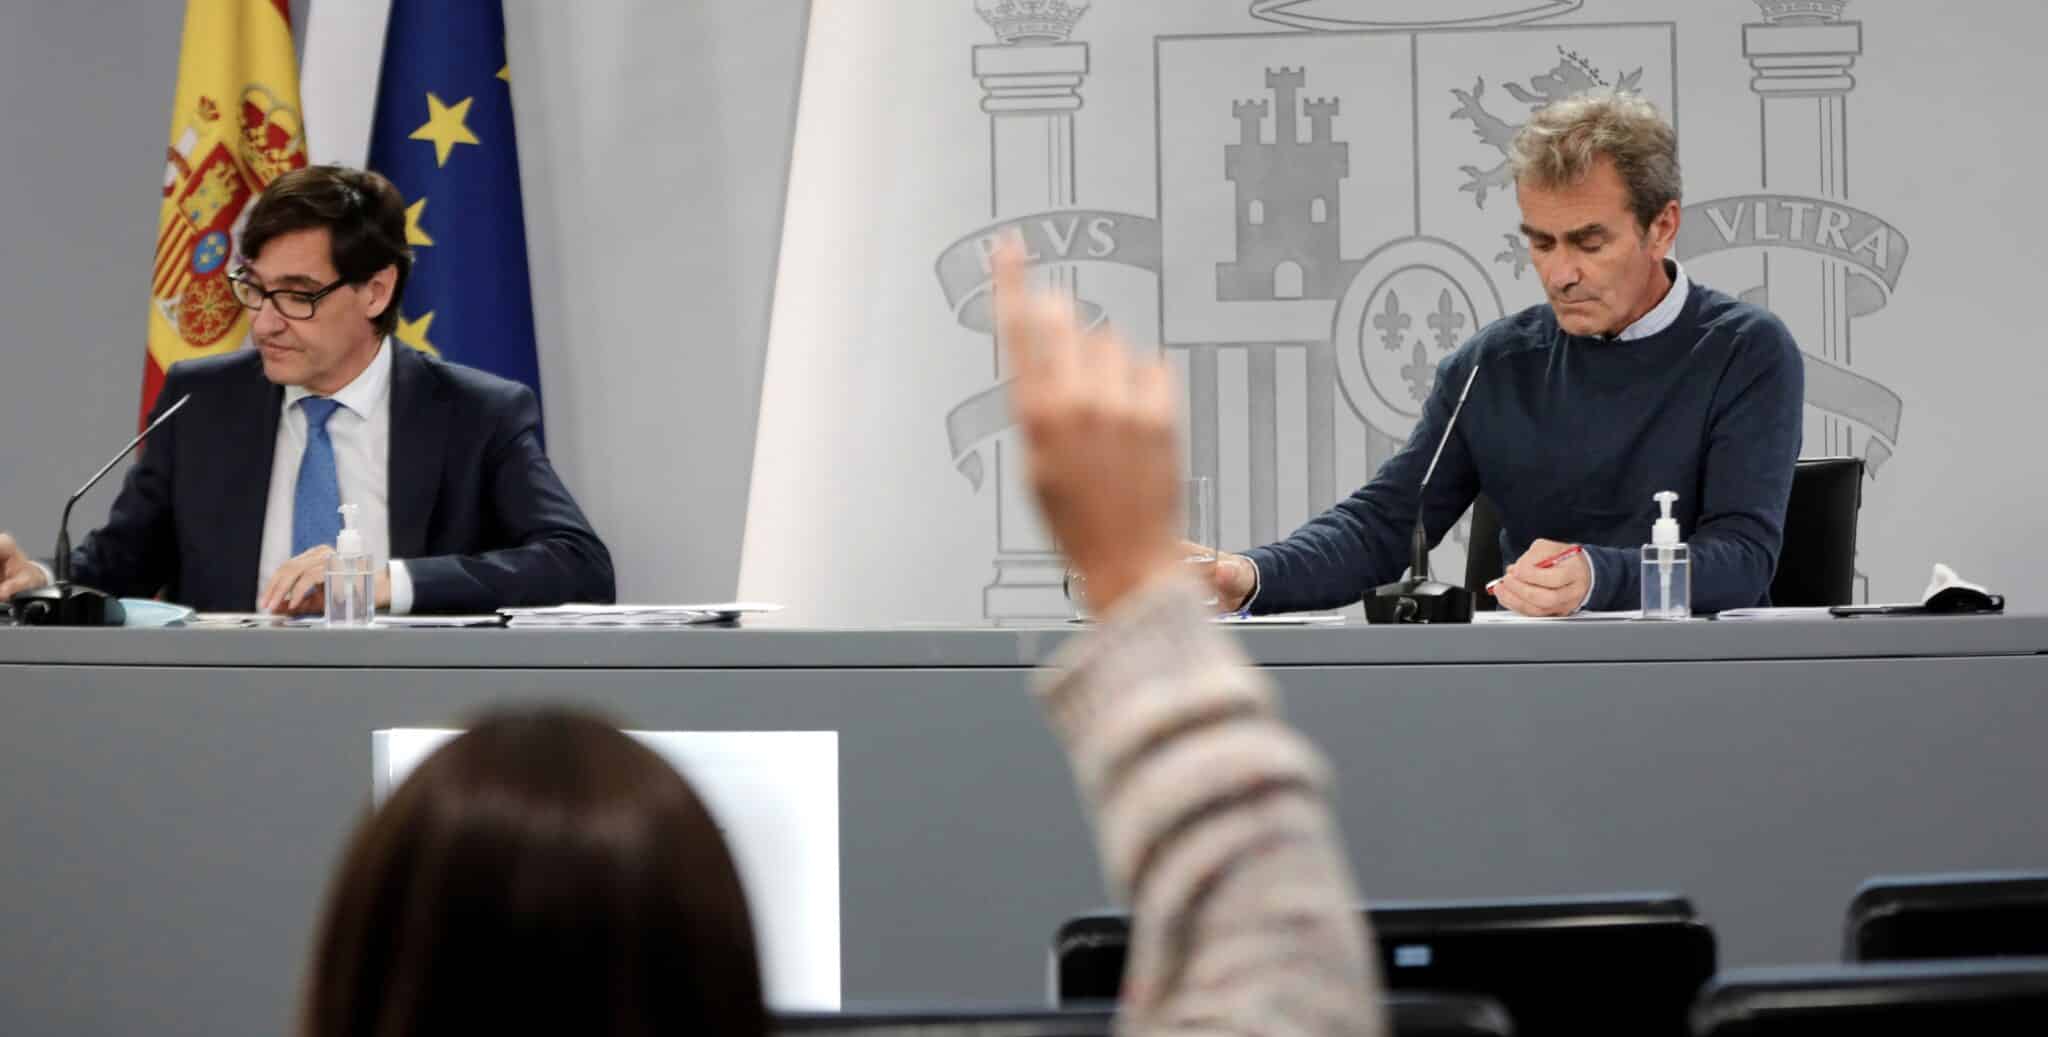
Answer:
[{"left": 301, "top": 706, "right": 765, "bottom": 1037}]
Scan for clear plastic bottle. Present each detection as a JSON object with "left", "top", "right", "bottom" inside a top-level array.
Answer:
[
  {"left": 325, "top": 504, "right": 376, "bottom": 627},
  {"left": 1640, "top": 490, "right": 1691, "bottom": 620}
]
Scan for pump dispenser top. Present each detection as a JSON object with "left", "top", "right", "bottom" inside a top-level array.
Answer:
[
  {"left": 1641, "top": 490, "right": 1690, "bottom": 619},
  {"left": 336, "top": 503, "right": 364, "bottom": 556},
  {"left": 1652, "top": 491, "right": 1680, "bottom": 547}
]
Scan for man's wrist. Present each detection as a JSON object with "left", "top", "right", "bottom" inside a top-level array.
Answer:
[
  {"left": 1573, "top": 548, "right": 1599, "bottom": 613},
  {"left": 1232, "top": 554, "right": 1262, "bottom": 612},
  {"left": 385, "top": 560, "right": 415, "bottom": 615}
]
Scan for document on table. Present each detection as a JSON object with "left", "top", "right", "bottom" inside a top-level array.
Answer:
[
  {"left": 1714, "top": 606, "right": 1837, "bottom": 621},
  {"left": 187, "top": 612, "right": 296, "bottom": 628},
  {"left": 1473, "top": 609, "right": 1647, "bottom": 623},
  {"left": 373, "top": 614, "right": 505, "bottom": 628},
  {"left": 498, "top": 603, "right": 785, "bottom": 628},
  {"left": 1216, "top": 612, "right": 1349, "bottom": 626}
]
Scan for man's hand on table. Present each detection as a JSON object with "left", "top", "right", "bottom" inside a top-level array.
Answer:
[
  {"left": 1491, "top": 537, "right": 1592, "bottom": 617},
  {"left": 0, "top": 531, "right": 52, "bottom": 599},
  {"left": 259, "top": 545, "right": 392, "bottom": 616}
]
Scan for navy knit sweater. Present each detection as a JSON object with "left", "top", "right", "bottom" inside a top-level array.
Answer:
[{"left": 1244, "top": 278, "right": 1805, "bottom": 614}]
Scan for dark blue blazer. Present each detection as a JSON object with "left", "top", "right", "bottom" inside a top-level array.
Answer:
[{"left": 70, "top": 345, "right": 615, "bottom": 613}]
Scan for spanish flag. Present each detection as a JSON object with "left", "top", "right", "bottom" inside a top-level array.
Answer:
[{"left": 144, "top": 0, "right": 308, "bottom": 422}]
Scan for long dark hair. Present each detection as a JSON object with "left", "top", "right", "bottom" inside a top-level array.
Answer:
[{"left": 301, "top": 707, "right": 767, "bottom": 1037}]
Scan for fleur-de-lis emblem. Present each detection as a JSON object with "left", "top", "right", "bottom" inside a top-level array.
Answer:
[
  {"left": 1426, "top": 289, "right": 1467, "bottom": 353},
  {"left": 1401, "top": 341, "right": 1434, "bottom": 403},
  {"left": 1372, "top": 290, "right": 1410, "bottom": 352}
]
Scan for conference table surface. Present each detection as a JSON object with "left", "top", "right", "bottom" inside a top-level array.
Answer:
[{"left": 2, "top": 611, "right": 2044, "bottom": 1036}]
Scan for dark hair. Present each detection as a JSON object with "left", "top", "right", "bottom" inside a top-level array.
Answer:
[
  {"left": 301, "top": 707, "right": 767, "bottom": 1037},
  {"left": 241, "top": 165, "right": 413, "bottom": 337}
]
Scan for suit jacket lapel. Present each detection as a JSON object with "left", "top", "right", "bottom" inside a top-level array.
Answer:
[
  {"left": 387, "top": 344, "right": 446, "bottom": 558},
  {"left": 220, "top": 365, "right": 282, "bottom": 596}
]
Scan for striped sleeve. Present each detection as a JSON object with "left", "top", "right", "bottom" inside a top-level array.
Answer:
[{"left": 1035, "top": 575, "right": 1386, "bottom": 1037}]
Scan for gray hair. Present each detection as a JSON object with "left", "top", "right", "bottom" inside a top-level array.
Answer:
[{"left": 1509, "top": 91, "right": 1680, "bottom": 230}]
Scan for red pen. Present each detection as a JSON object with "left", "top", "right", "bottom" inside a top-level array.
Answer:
[{"left": 1486, "top": 543, "right": 1584, "bottom": 593}]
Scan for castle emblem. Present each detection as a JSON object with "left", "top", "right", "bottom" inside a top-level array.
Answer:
[{"left": 1217, "top": 69, "right": 1361, "bottom": 302}]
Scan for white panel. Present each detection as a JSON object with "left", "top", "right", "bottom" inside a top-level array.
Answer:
[
  {"left": 300, "top": 0, "right": 394, "bottom": 167},
  {"left": 372, "top": 728, "right": 840, "bottom": 1011}
]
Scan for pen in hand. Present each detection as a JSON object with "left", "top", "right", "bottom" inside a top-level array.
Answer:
[{"left": 1485, "top": 543, "right": 1584, "bottom": 594}]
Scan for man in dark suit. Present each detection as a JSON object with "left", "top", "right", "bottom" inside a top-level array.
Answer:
[{"left": 0, "top": 166, "right": 613, "bottom": 614}]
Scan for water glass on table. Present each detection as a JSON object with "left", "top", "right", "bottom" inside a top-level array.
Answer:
[
  {"left": 1066, "top": 477, "right": 1220, "bottom": 617},
  {"left": 1182, "top": 476, "right": 1220, "bottom": 608}
]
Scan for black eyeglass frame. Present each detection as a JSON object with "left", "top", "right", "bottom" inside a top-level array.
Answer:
[{"left": 227, "top": 271, "right": 351, "bottom": 320}]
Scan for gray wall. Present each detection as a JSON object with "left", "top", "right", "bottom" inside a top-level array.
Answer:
[
  {"left": 0, "top": 0, "right": 802, "bottom": 605},
  {"left": 0, "top": 1, "right": 202, "bottom": 558},
  {"left": 506, "top": 1, "right": 806, "bottom": 602}
]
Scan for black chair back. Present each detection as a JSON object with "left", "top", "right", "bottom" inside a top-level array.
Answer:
[
  {"left": 1770, "top": 456, "right": 1864, "bottom": 606},
  {"left": 1463, "top": 457, "right": 1865, "bottom": 609},
  {"left": 776, "top": 996, "right": 1510, "bottom": 1037},
  {"left": 1690, "top": 960, "right": 2048, "bottom": 1034},
  {"left": 777, "top": 1007, "right": 1111, "bottom": 1037},
  {"left": 1055, "top": 893, "right": 1714, "bottom": 1036},
  {"left": 1384, "top": 992, "right": 1516, "bottom": 1036},
  {"left": 1463, "top": 496, "right": 1504, "bottom": 611},
  {"left": 1846, "top": 871, "right": 2048, "bottom": 962}
]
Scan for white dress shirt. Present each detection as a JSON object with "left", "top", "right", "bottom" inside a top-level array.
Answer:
[
  {"left": 1615, "top": 258, "right": 1690, "bottom": 341},
  {"left": 259, "top": 339, "right": 416, "bottom": 614}
]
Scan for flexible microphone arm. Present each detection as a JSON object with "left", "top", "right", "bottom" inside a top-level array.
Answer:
[
  {"left": 1409, "top": 363, "right": 1481, "bottom": 582},
  {"left": 51, "top": 394, "right": 190, "bottom": 584}
]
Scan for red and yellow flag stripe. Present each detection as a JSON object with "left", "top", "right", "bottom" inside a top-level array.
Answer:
[{"left": 142, "top": 0, "right": 307, "bottom": 422}]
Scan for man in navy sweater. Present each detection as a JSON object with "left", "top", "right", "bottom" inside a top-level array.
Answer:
[{"left": 1212, "top": 92, "right": 1803, "bottom": 616}]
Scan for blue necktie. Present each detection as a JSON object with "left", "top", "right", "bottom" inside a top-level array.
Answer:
[{"left": 291, "top": 397, "right": 345, "bottom": 555}]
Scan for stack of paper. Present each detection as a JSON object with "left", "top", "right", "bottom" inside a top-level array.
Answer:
[{"left": 498, "top": 603, "right": 783, "bottom": 628}]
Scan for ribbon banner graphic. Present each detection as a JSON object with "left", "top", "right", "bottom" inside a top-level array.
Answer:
[{"left": 935, "top": 210, "right": 1161, "bottom": 487}]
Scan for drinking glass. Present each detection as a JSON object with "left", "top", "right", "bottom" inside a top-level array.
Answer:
[
  {"left": 1183, "top": 476, "right": 1220, "bottom": 608},
  {"left": 1065, "top": 476, "right": 1220, "bottom": 617}
]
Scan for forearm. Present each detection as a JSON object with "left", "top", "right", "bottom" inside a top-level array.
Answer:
[
  {"left": 1242, "top": 499, "right": 1406, "bottom": 615},
  {"left": 1583, "top": 524, "right": 1778, "bottom": 613},
  {"left": 1035, "top": 575, "right": 1382, "bottom": 1036},
  {"left": 403, "top": 533, "right": 615, "bottom": 613}
]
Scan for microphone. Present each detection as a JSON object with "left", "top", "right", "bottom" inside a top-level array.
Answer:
[
  {"left": 10, "top": 393, "right": 192, "bottom": 626},
  {"left": 1363, "top": 363, "right": 1480, "bottom": 625}
]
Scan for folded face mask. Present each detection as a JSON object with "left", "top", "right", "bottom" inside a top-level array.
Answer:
[{"left": 119, "top": 599, "right": 196, "bottom": 628}]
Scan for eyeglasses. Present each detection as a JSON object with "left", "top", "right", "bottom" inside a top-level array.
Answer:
[{"left": 228, "top": 272, "right": 349, "bottom": 320}]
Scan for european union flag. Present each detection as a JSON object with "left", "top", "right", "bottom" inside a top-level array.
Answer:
[{"left": 366, "top": 0, "right": 542, "bottom": 424}]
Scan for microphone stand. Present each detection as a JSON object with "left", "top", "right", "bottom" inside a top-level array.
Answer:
[
  {"left": 1363, "top": 366, "right": 1479, "bottom": 625},
  {"left": 10, "top": 394, "right": 192, "bottom": 626}
]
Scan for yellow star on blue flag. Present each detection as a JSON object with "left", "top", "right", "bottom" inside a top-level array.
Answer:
[{"left": 365, "top": 0, "right": 543, "bottom": 426}]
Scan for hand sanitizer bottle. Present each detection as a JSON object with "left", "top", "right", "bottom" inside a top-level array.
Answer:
[
  {"left": 1641, "top": 491, "right": 1691, "bottom": 619},
  {"left": 325, "top": 504, "right": 376, "bottom": 627}
]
